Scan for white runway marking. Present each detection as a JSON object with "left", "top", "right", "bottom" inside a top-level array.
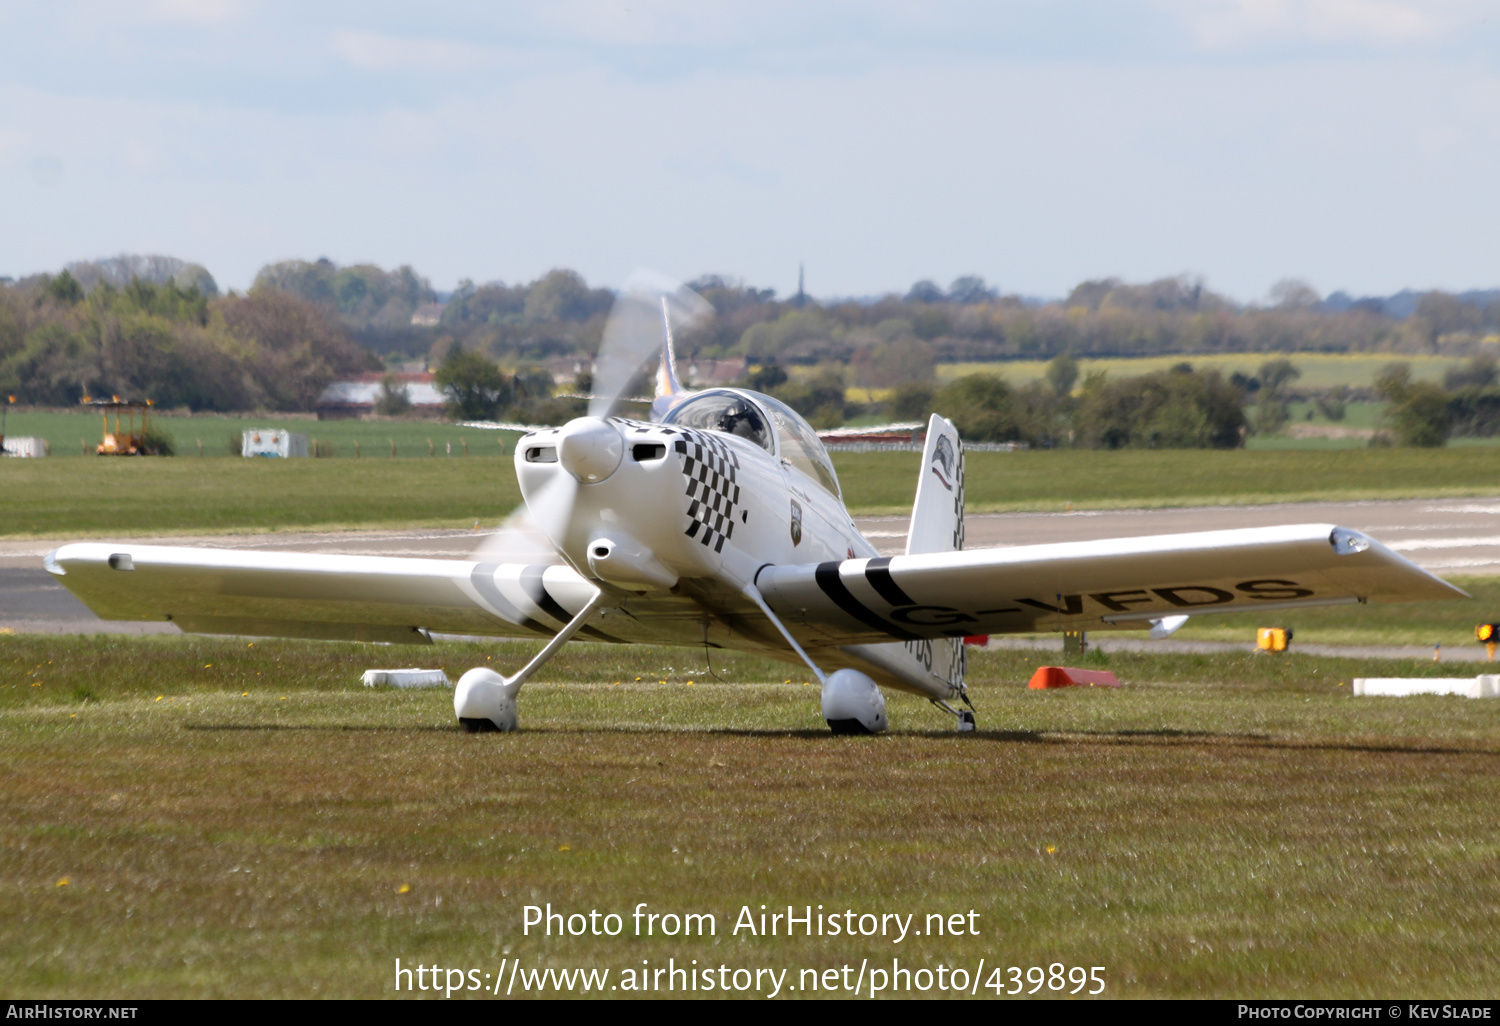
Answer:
[
  {"left": 1415, "top": 557, "right": 1500, "bottom": 570},
  {"left": 1386, "top": 536, "right": 1500, "bottom": 551}
]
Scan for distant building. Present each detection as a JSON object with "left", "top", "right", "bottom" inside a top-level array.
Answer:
[
  {"left": 410, "top": 303, "right": 447, "bottom": 327},
  {"left": 545, "top": 357, "right": 592, "bottom": 386},
  {"left": 314, "top": 372, "right": 447, "bottom": 420},
  {"left": 541, "top": 356, "right": 746, "bottom": 391},
  {"left": 682, "top": 357, "right": 747, "bottom": 387},
  {"left": 818, "top": 423, "right": 925, "bottom": 448}
]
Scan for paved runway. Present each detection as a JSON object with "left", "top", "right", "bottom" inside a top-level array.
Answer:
[{"left": 3, "top": 496, "right": 1497, "bottom": 639}]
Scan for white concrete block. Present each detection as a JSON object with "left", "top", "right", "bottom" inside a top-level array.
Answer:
[
  {"left": 242, "top": 429, "right": 308, "bottom": 458},
  {"left": 362, "top": 668, "right": 451, "bottom": 689},
  {"left": 2, "top": 437, "right": 47, "bottom": 458},
  {"left": 1352, "top": 677, "right": 1490, "bottom": 697}
]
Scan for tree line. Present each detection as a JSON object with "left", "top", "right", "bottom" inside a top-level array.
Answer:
[
  {"left": 874, "top": 354, "right": 1500, "bottom": 450},
  {"left": 1374, "top": 356, "right": 1500, "bottom": 448},
  {"left": 0, "top": 270, "right": 372, "bottom": 410},
  {"left": 5, "top": 255, "right": 1500, "bottom": 452},
  {"left": 235, "top": 261, "right": 1500, "bottom": 374}
]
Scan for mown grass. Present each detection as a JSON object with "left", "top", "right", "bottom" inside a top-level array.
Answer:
[
  {"left": 2, "top": 633, "right": 1498, "bottom": 999},
  {"left": 7, "top": 445, "right": 1500, "bottom": 536},
  {"left": 0, "top": 454, "right": 523, "bottom": 536},
  {"left": 1, "top": 409, "right": 523, "bottom": 460},
  {"left": 837, "top": 446, "right": 1500, "bottom": 514}
]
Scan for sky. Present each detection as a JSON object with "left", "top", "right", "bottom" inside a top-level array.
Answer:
[{"left": 1, "top": 0, "right": 1498, "bottom": 302}]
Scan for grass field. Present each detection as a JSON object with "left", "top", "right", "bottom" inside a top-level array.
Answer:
[
  {"left": 6, "top": 446, "right": 1500, "bottom": 536},
  {"left": 936, "top": 353, "right": 1465, "bottom": 390},
  {"left": 836, "top": 447, "right": 1500, "bottom": 515},
  {"left": 2, "top": 633, "right": 1496, "bottom": 999},
  {"left": 0, "top": 454, "right": 524, "bottom": 535},
  {"left": 1, "top": 408, "right": 522, "bottom": 460}
]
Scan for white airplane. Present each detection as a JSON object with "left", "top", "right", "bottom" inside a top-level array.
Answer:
[{"left": 46, "top": 273, "right": 1464, "bottom": 734}]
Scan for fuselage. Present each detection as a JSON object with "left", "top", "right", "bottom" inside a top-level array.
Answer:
[
  {"left": 514, "top": 388, "right": 879, "bottom": 598},
  {"left": 500, "top": 388, "right": 964, "bottom": 693}
]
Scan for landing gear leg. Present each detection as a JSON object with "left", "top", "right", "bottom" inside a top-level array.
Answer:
[
  {"left": 741, "top": 583, "right": 888, "bottom": 734},
  {"left": 932, "top": 698, "right": 977, "bottom": 733},
  {"left": 454, "top": 591, "right": 607, "bottom": 732}
]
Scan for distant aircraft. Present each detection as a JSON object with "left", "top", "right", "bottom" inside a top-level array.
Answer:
[{"left": 47, "top": 272, "right": 1465, "bottom": 734}]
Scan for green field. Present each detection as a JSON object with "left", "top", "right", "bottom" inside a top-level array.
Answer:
[
  {"left": 0, "top": 455, "right": 524, "bottom": 535},
  {"left": 2, "top": 633, "right": 1496, "bottom": 999},
  {"left": 1, "top": 408, "right": 522, "bottom": 459},
  {"left": 837, "top": 447, "right": 1500, "bottom": 514},
  {"left": 6, "top": 446, "right": 1500, "bottom": 536},
  {"left": 936, "top": 353, "right": 1464, "bottom": 391}
]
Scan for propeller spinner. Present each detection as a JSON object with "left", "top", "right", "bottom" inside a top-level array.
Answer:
[{"left": 472, "top": 271, "right": 712, "bottom": 581}]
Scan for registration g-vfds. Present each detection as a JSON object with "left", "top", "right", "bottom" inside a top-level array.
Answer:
[{"left": 47, "top": 272, "right": 1463, "bottom": 733}]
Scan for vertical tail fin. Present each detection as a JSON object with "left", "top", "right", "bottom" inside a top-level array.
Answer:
[
  {"left": 906, "top": 413, "right": 964, "bottom": 556},
  {"left": 650, "top": 296, "right": 683, "bottom": 421},
  {"left": 840, "top": 415, "right": 967, "bottom": 703},
  {"left": 908, "top": 413, "right": 966, "bottom": 692}
]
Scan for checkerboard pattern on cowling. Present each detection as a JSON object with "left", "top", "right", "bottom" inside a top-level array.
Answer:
[{"left": 674, "top": 430, "right": 741, "bottom": 554}]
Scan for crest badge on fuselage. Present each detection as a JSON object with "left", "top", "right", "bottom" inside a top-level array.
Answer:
[
  {"left": 930, "top": 434, "right": 956, "bottom": 492},
  {"left": 790, "top": 498, "right": 803, "bottom": 546}
]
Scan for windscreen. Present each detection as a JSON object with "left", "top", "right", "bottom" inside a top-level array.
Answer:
[
  {"left": 661, "top": 391, "right": 774, "bottom": 454},
  {"left": 757, "top": 394, "right": 842, "bottom": 498}
]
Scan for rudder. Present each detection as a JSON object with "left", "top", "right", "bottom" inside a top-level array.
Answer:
[{"left": 907, "top": 413, "right": 966, "bottom": 692}]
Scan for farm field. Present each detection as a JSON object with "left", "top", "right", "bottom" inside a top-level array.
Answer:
[
  {"left": 935, "top": 352, "right": 1466, "bottom": 391},
  {"left": 7, "top": 446, "right": 1500, "bottom": 536},
  {"left": 1, "top": 633, "right": 1496, "bottom": 999}
]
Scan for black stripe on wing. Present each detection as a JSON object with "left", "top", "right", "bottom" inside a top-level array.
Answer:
[
  {"left": 519, "top": 565, "right": 629, "bottom": 644},
  {"left": 863, "top": 557, "right": 915, "bottom": 606},
  {"left": 814, "top": 561, "right": 920, "bottom": 641},
  {"left": 470, "top": 564, "right": 555, "bottom": 636}
]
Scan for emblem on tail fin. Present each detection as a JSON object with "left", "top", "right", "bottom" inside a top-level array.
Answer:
[{"left": 930, "top": 434, "right": 956, "bottom": 492}]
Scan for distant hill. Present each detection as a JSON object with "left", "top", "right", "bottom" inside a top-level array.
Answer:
[{"left": 1323, "top": 288, "right": 1500, "bottom": 320}]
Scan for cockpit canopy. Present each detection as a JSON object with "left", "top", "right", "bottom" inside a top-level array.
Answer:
[{"left": 661, "top": 389, "right": 841, "bottom": 498}]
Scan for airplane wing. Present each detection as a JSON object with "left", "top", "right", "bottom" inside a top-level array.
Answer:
[
  {"left": 45, "top": 543, "right": 610, "bottom": 644},
  {"left": 755, "top": 524, "right": 1467, "bottom": 645},
  {"left": 46, "top": 524, "right": 1465, "bottom": 653}
]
